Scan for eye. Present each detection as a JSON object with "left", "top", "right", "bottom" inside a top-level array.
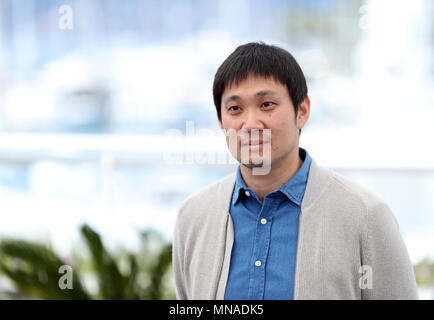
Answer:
[
  {"left": 261, "top": 101, "right": 275, "bottom": 108},
  {"left": 228, "top": 106, "right": 240, "bottom": 112}
]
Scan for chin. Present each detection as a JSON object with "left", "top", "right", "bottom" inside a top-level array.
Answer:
[
  {"left": 240, "top": 156, "right": 271, "bottom": 168},
  {"left": 241, "top": 162, "right": 264, "bottom": 169}
]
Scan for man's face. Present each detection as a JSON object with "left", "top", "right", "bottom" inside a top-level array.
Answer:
[{"left": 218, "top": 75, "right": 309, "bottom": 171}]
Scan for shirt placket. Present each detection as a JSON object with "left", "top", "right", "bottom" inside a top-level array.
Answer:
[{"left": 247, "top": 198, "right": 274, "bottom": 299}]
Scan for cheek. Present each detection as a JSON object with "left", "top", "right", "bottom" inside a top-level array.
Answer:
[
  {"left": 270, "top": 122, "right": 296, "bottom": 149},
  {"left": 221, "top": 116, "right": 237, "bottom": 130}
]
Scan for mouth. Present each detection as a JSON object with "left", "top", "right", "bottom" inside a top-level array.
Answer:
[
  {"left": 241, "top": 141, "right": 269, "bottom": 150},
  {"left": 241, "top": 139, "right": 269, "bottom": 145}
]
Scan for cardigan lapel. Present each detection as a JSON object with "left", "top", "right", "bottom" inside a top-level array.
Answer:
[
  {"left": 212, "top": 172, "right": 236, "bottom": 299},
  {"left": 294, "top": 159, "right": 331, "bottom": 299}
]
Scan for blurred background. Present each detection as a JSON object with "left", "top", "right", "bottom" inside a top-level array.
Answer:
[{"left": 0, "top": 0, "right": 433, "bottom": 299}]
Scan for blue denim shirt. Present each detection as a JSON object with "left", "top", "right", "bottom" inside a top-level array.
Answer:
[{"left": 224, "top": 148, "right": 312, "bottom": 300}]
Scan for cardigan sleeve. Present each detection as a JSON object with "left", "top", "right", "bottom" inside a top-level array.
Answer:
[{"left": 361, "top": 202, "right": 419, "bottom": 299}]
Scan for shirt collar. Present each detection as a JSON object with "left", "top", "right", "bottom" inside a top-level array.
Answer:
[
  {"left": 232, "top": 165, "right": 249, "bottom": 206},
  {"left": 232, "top": 147, "right": 312, "bottom": 206},
  {"left": 279, "top": 148, "right": 311, "bottom": 206}
]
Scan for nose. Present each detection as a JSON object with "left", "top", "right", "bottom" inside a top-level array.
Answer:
[{"left": 241, "top": 109, "right": 265, "bottom": 131}]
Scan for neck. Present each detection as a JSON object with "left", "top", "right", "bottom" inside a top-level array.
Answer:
[{"left": 240, "top": 147, "right": 303, "bottom": 203}]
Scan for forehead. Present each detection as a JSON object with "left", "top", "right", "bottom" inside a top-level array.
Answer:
[{"left": 222, "top": 75, "right": 288, "bottom": 98}]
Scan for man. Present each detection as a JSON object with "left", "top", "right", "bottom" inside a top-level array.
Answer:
[{"left": 172, "top": 42, "right": 418, "bottom": 299}]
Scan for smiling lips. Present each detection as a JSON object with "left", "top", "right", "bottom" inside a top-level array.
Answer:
[{"left": 241, "top": 140, "right": 269, "bottom": 147}]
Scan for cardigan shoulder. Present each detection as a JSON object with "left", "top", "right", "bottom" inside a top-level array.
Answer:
[
  {"left": 320, "top": 166, "right": 385, "bottom": 208},
  {"left": 311, "top": 166, "right": 392, "bottom": 222},
  {"left": 313, "top": 166, "right": 400, "bottom": 240},
  {"left": 175, "top": 172, "right": 236, "bottom": 238}
]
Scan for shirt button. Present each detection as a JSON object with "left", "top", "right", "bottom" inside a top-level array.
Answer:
[
  {"left": 255, "top": 260, "right": 262, "bottom": 267},
  {"left": 245, "top": 190, "right": 251, "bottom": 197},
  {"left": 260, "top": 218, "right": 267, "bottom": 225}
]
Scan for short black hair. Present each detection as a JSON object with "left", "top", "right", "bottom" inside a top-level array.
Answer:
[{"left": 213, "top": 42, "right": 307, "bottom": 121}]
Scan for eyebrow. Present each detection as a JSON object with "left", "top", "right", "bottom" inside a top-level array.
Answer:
[{"left": 223, "top": 90, "right": 280, "bottom": 106}]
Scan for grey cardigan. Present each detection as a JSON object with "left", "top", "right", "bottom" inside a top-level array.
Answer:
[{"left": 172, "top": 159, "right": 419, "bottom": 299}]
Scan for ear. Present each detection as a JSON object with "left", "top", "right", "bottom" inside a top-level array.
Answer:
[
  {"left": 218, "top": 118, "right": 224, "bottom": 130},
  {"left": 296, "top": 96, "right": 310, "bottom": 130}
]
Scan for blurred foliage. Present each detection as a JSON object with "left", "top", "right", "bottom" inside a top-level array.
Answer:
[
  {"left": 414, "top": 258, "right": 434, "bottom": 288},
  {"left": 0, "top": 224, "right": 174, "bottom": 299},
  {"left": 2, "top": 223, "right": 431, "bottom": 299}
]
